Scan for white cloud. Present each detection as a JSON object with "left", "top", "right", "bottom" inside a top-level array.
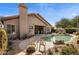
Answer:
[
  {"left": 72, "top": 13, "right": 77, "bottom": 16},
  {"left": 4, "top": 15, "right": 12, "bottom": 17}
]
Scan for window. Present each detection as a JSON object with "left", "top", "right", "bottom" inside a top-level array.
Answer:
[
  {"left": 7, "top": 24, "right": 16, "bottom": 34},
  {"left": 12, "top": 25, "right": 15, "bottom": 32},
  {"left": 29, "top": 26, "right": 33, "bottom": 29},
  {"left": 7, "top": 25, "right": 12, "bottom": 33}
]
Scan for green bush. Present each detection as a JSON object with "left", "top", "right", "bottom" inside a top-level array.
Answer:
[
  {"left": 51, "top": 28, "right": 56, "bottom": 33},
  {"left": 65, "top": 28, "right": 77, "bottom": 34}
]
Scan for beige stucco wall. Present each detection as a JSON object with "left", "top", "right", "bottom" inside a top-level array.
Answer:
[
  {"left": 28, "top": 15, "right": 46, "bottom": 26},
  {"left": 28, "top": 15, "right": 51, "bottom": 35},
  {"left": 46, "top": 26, "right": 51, "bottom": 34},
  {"left": 3, "top": 14, "right": 52, "bottom": 38},
  {"left": 28, "top": 15, "right": 46, "bottom": 35},
  {"left": 4, "top": 18, "right": 19, "bottom": 37}
]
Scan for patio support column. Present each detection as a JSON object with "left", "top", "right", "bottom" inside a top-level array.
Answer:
[{"left": 43, "top": 26, "right": 46, "bottom": 34}]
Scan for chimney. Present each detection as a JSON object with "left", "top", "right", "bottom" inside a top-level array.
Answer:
[{"left": 18, "top": 3, "right": 28, "bottom": 38}]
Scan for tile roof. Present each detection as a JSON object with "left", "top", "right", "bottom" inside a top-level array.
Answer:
[{"left": 2, "top": 13, "right": 53, "bottom": 27}]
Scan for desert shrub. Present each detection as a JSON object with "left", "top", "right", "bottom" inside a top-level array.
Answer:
[
  {"left": 54, "top": 47, "right": 59, "bottom": 52},
  {"left": 66, "top": 44, "right": 70, "bottom": 46},
  {"left": 65, "top": 28, "right": 77, "bottom": 34},
  {"left": 61, "top": 47, "right": 71, "bottom": 55},
  {"left": 61, "top": 45, "right": 78, "bottom": 55},
  {"left": 5, "top": 41, "right": 13, "bottom": 55},
  {"left": 47, "top": 49, "right": 53, "bottom": 55},
  {"left": 7, "top": 41, "right": 13, "bottom": 51},
  {"left": 75, "top": 32, "right": 79, "bottom": 35},
  {"left": 26, "top": 46, "right": 35, "bottom": 55}
]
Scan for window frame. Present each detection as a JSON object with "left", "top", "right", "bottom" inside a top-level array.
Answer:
[{"left": 6, "top": 24, "right": 16, "bottom": 34}]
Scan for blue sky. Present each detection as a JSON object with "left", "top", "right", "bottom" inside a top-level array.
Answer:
[{"left": 0, "top": 3, "right": 79, "bottom": 25}]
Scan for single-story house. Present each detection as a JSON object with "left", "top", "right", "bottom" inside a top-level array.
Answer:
[{"left": 2, "top": 3, "right": 53, "bottom": 39}]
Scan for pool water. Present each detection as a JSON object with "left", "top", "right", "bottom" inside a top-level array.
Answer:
[{"left": 44, "top": 35, "right": 72, "bottom": 42}]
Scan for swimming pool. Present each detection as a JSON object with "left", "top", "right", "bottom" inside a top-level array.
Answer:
[{"left": 44, "top": 35, "right": 72, "bottom": 42}]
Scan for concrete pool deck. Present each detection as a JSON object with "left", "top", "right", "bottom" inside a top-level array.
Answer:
[
  {"left": 65, "top": 34, "right": 76, "bottom": 44},
  {"left": 16, "top": 34, "right": 54, "bottom": 55},
  {"left": 17, "top": 34, "right": 75, "bottom": 55}
]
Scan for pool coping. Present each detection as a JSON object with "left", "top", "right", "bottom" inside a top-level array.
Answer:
[
  {"left": 44, "top": 34, "right": 76, "bottom": 44},
  {"left": 65, "top": 34, "right": 77, "bottom": 44}
]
